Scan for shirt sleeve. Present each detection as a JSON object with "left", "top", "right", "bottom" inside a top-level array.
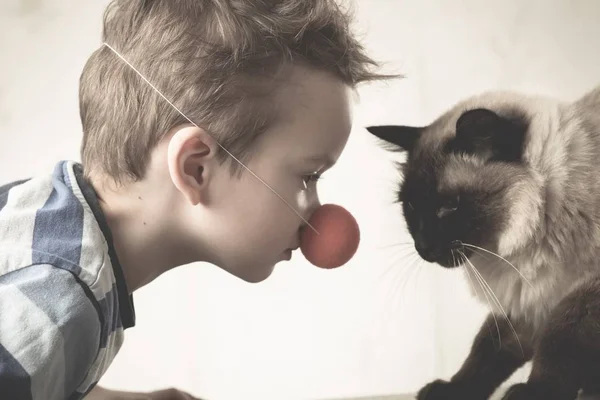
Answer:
[{"left": 0, "top": 264, "right": 102, "bottom": 400}]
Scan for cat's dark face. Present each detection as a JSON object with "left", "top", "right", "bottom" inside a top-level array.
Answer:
[{"left": 368, "top": 107, "right": 531, "bottom": 268}]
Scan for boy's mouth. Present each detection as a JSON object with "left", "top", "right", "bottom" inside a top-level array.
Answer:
[{"left": 282, "top": 249, "right": 293, "bottom": 261}]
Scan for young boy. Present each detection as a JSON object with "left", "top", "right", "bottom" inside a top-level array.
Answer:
[{"left": 0, "top": 1, "right": 392, "bottom": 399}]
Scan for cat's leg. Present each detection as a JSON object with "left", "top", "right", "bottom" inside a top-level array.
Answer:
[
  {"left": 502, "top": 275, "right": 600, "bottom": 400},
  {"left": 417, "top": 313, "right": 534, "bottom": 400},
  {"left": 581, "top": 372, "right": 600, "bottom": 397}
]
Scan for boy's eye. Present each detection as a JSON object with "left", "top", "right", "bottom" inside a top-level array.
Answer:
[{"left": 302, "top": 173, "right": 322, "bottom": 189}]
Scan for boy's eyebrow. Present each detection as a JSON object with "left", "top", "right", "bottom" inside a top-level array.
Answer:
[{"left": 303, "top": 154, "right": 334, "bottom": 167}]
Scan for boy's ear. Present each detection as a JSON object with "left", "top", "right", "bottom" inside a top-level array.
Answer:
[
  {"left": 366, "top": 125, "right": 423, "bottom": 152},
  {"left": 167, "top": 126, "right": 218, "bottom": 206},
  {"left": 450, "top": 108, "right": 527, "bottom": 163}
]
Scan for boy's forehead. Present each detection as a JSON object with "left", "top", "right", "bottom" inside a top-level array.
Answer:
[
  {"left": 268, "top": 66, "right": 353, "bottom": 156},
  {"left": 268, "top": 109, "right": 351, "bottom": 166},
  {"left": 276, "top": 65, "right": 351, "bottom": 115}
]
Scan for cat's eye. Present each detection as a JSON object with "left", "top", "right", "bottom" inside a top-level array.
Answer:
[{"left": 437, "top": 195, "right": 460, "bottom": 218}]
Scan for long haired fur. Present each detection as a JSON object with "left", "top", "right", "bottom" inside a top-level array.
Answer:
[{"left": 367, "top": 85, "right": 600, "bottom": 400}]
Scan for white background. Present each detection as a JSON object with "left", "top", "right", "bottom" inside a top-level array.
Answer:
[{"left": 1, "top": 1, "right": 600, "bottom": 399}]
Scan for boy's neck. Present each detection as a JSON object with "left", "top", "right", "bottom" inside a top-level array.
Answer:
[{"left": 89, "top": 175, "right": 198, "bottom": 293}]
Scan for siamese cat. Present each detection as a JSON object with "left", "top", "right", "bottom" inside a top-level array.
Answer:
[{"left": 367, "top": 85, "right": 600, "bottom": 400}]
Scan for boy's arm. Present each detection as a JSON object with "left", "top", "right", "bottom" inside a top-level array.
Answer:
[
  {"left": 86, "top": 386, "right": 201, "bottom": 399},
  {"left": 85, "top": 386, "right": 150, "bottom": 399},
  {"left": 0, "top": 264, "right": 101, "bottom": 400}
]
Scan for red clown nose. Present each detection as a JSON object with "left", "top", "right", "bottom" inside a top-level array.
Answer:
[{"left": 300, "top": 204, "right": 360, "bottom": 269}]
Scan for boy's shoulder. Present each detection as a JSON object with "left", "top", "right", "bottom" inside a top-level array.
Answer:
[
  {"left": 0, "top": 161, "right": 133, "bottom": 307},
  {"left": 0, "top": 160, "right": 135, "bottom": 399}
]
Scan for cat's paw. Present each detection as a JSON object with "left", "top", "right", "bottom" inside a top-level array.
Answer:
[
  {"left": 416, "top": 379, "right": 479, "bottom": 400},
  {"left": 501, "top": 383, "right": 538, "bottom": 400},
  {"left": 501, "top": 383, "right": 565, "bottom": 400}
]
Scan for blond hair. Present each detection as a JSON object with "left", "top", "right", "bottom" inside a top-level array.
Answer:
[{"left": 79, "top": 0, "right": 397, "bottom": 184}]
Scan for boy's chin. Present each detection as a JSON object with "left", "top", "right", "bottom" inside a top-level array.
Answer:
[{"left": 228, "top": 263, "right": 277, "bottom": 284}]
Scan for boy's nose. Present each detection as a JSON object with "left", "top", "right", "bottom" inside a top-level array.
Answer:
[{"left": 304, "top": 199, "right": 322, "bottom": 222}]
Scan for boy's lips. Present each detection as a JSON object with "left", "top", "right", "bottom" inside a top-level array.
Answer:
[
  {"left": 282, "top": 249, "right": 292, "bottom": 261},
  {"left": 281, "top": 246, "right": 298, "bottom": 261}
]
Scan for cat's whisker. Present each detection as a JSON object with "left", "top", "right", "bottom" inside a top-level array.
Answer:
[
  {"left": 407, "top": 262, "right": 427, "bottom": 301},
  {"left": 380, "top": 245, "right": 416, "bottom": 259},
  {"left": 384, "top": 253, "right": 415, "bottom": 287},
  {"left": 462, "top": 243, "right": 534, "bottom": 289},
  {"left": 396, "top": 255, "right": 425, "bottom": 306},
  {"left": 454, "top": 251, "right": 465, "bottom": 274},
  {"left": 383, "top": 253, "right": 422, "bottom": 313},
  {"left": 377, "top": 248, "right": 417, "bottom": 282},
  {"left": 457, "top": 250, "right": 498, "bottom": 349},
  {"left": 468, "top": 264, "right": 520, "bottom": 355},
  {"left": 452, "top": 249, "right": 461, "bottom": 267},
  {"left": 386, "top": 248, "right": 413, "bottom": 265},
  {"left": 462, "top": 252, "right": 525, "bottom": 357},
  {"left": 383, "top": 244, "right": 416, "bottom": 262},
  {"left": 465, "top": 247, "right": 492, "bottom": 262},
  {"left": 459, "top": 251, "right": 502, "bottom": 350},
  {"left": 394, "top": 253, "right": 420, "bottom": 296},
  {"left": 401, "top": 256, "right": 422, "bottom": 293},
  {"left": 379, "top": 251, "right": 418, "bottom": 295},
  {"left": 381, "top": 266, "right": 405, "bottom": 314}
]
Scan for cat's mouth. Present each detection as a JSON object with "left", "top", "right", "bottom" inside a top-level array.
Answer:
[{"left": 417, "top": 240, "right": 473, "bottom": 268}]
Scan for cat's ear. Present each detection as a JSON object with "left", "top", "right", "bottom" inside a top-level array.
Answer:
[
  {"left": 366, "top": 125, "right": 423, "bottom": 152},
  {"left": 452, "top": 108, "right": 527, "bottom": 162}
]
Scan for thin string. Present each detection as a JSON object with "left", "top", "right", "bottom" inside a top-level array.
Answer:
[{"left": 102, "top": 42, "right": 318, "bottom": 234}]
